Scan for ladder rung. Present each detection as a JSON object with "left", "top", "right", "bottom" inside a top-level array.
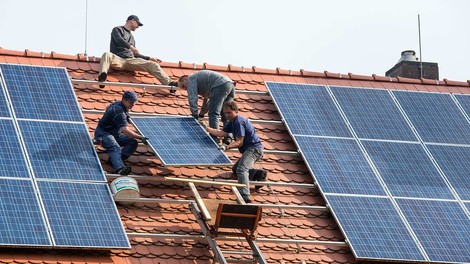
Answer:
[
  {"left": 221, "top": 250, "right": 255, "bottom": 255},
  {"left": 225, "top": 258, "right": 257, "bottom": 263}
]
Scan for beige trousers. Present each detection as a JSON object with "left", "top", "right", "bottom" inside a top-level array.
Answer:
[{"left": 99, "top": 52, "right": 172, "bottom": 85}]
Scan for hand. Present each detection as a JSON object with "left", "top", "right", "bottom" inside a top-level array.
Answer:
[
  {"left": 219, "top": 144, "right": 229, "bottom": 152},
  {"left": 198, "top": 121, "right": 207, "bottom": 130},
  {"left": 130, "top": 45, "right": 139, "bottom": 56},
  {"left": 140, "top": 136, "right": 149, "bottom": 145},
  {"left": 150, "top": 57, "right": 162, "bottom": 63}
]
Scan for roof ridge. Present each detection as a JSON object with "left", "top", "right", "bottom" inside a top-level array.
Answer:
[{"left": 1, "top": 47, "right": 469, "bottom": 87}]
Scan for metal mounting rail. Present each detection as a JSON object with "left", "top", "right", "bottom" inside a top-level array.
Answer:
[
  {"left": 114, "top": 197, "right": 193, "bottom": 204},
  {"left": 82, "top": 109, "right": 284, "bottom": 126},
  {"left": 114, "top": 197, "right": 326, "bottom": 211},
  {"left": 106, "top": 173, "right": 316, "bottom": 189},
  {"left": 126, "top": 232, "right": 347, "bottom": 246},
  {"left": 71, "top": 78, "right": 269, "bottom": 95}
]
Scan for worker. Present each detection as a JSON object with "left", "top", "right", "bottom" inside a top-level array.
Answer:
[
  {"left": 94, "top": 91, "right": 148, "bottom": 175},
  {"left": 97, "top": 15, "right": 178, "bottom": 91},
  {"left": 178, "top": 70, "right": 235, "bottom": 143},
  {"left": 205, "top": 101, "right": 267, "bottom": 203}
]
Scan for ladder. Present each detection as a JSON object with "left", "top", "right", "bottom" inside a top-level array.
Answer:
[{"left": 166, "top": 177, "right": 267, "bottom": 264}]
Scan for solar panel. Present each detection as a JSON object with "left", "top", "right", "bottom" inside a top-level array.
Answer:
[
  {"left": 38, "top": 181, "right": 130, "bottom": 249},
  {"left": 330, "top": 86, "right": 417, "bottom": 141},
  {"left": 426, "top": 144, "right": 470, "bottom": 201},
  {"left": 295, "top": 135, "right": 386, "bottom": 195},
  {"left": 18, "top": 120, "right": 105, "bottom": 182},
  {"left": 454, "top": 94, "right": 470, "bottom": 119},
  {"left": 362, "top": 140, "right": 453, "bottom": 199},
  {"left": 393, "top": 90, "right": 470, "bottom": 145},
  {"left": 266, "top": 82, "right": 352, "bottom": 137},
  {"left": 0, "top": 80, "right": 11, "bottom": 118},
  {"left": 396, "top": 198, "right": 470, "bottom": 263},
  {"left": 0, "top": 178, "right": 51, "bottom": 246},
  {"left": 131, "top": 116, "right": 232, "bottom": 166},
  {"left": 0, "top": 64, "right": 83, "bottom": 122},
  {"left": 326, "top": 195, "right": 425, "bottom": 261},
  {"left": 0, "top": 119, "right": 30, "bottom": 178}
]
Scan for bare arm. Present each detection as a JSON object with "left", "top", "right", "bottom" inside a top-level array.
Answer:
[
  {"left": 122, "top": 126, "right": 142, "bottom": 140},
  {"left": 206, "top": 126, "right": 228, "bottom": 138}
]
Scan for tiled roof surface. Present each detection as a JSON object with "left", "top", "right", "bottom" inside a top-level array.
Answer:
[{"left": 0, "top": 47, "right": 469, "bottom": 264}]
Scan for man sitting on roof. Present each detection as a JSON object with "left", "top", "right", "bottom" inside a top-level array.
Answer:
[
  {"left": 97, "top": 15, "right": 178, "bottom": 90},
  {"left": 178, "top": 70, "right": 235, "bottom": 143},
  {"left": 205, "top": 101, "right": 267, "bottom": 203},
  {"left": 94, "top": 91, "right": 149, "bottom": 175}
]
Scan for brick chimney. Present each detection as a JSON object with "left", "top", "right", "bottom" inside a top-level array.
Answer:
[{"left": 386, "top": 50, "right": 439, "bottom": 80}]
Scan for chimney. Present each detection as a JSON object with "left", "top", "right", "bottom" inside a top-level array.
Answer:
[{"left": 386, "top": 50, "right": 439, "bottom": 80}]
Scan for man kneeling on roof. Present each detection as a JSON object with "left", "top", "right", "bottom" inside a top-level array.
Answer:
[
  {"left": 94, "top": 91, "right": 149, "bottom": 175},
  {"left": 205, "top": 101, "right": 267, "bottom": 203}
]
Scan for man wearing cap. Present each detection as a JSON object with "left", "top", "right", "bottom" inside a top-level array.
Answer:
[
  {"left": 97, "top": 15, "right": 178, "bottom": 90},
  {"left": 94, "top": 91, "right": 149, "bottom": 175}
]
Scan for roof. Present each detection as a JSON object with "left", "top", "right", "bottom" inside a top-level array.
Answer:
[{"left": 0, "top": 47, "right": 469, "bottom": 264}]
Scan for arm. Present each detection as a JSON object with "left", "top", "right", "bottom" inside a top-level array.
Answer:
[
  {"left": 187, "top": 81, "right": 199, "bottom": 119},
  {"left": 229, "top": 136, "right": 244, "bottom": 150},
  {"left": 111, "top": 27, "right": 131, "bottom": 49},
  {"left": 121, "top": 126, "right": 143, "bottom": 140},
  {"left": 199, "top": 98, "right": 209, "bottom": 117},
  {"left": 206, "top": 126, "right": 229, "bottom": 138}
]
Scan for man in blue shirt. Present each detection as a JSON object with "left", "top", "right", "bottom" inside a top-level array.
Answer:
[
  {"left": 206, "top": 101, "right": 267, "bottom": 203},
  {"left": 94, "top": 91, "right": 148, "bottom": 175},
  {"left": 97, "top": 15, "right": 178, "bottom": 90},
  {"left": 178, "top": 70, "right": 235, "bottom": 141}
]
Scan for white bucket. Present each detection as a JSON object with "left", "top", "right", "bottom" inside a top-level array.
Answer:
[{"left": 110, "top": 176, "right": 140, "bottom": 198}]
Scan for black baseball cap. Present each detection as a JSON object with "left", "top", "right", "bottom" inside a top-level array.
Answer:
[{"left": 127, "top": 15, "right": 143, "bottom": 26}]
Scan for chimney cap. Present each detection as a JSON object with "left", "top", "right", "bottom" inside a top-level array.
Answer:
[{"left": 398, "top": 50, "right": 418, "bottom": 63}]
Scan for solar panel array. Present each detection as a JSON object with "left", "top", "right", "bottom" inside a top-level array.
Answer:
[
  {"left": 0, "top": 64, "right": 129, "bottom": 249},
  {"left": 266, "top": 82, "right": 470, "bottom": 263},
  {"left": 131, "top": 116, "right": 232, "bottom": 166}
]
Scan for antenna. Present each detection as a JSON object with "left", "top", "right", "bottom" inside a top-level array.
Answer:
[
  {"left": 84, "top": 0, "right": 89, "bottom": 57},
  {"left": 418, "top": 14, "right": 423, "bottom": 78}
]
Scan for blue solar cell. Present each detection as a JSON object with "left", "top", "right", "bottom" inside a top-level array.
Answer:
[
  {"left": 427, "top": 144, "right": 470, "bottom": 201},
  {"left": 38, "top": 181, "right": 130, "bottom": 249},
  {"left": 295, "top": 135, "right": 385, "bottom": 195},
  {"left": 396, "top": 198, "right": 470, "bottom": 263},
  {"left": 0, "top": 80, "right": 11, "bottom": 117},
  {"left": 266, "top": 82, "right": 352, "bottom": 137},
  {"left": 330, "top": 86, "right": 417, "bottom": 141},
  {"left": 393, "top": 91, "right": 470, "bottom": 145},
  {"left": 362, "top": 140, "right": 453, "bottom": 199},
  {"left": 131, "top": 116, "right": 232, "bottom": 165},
  {"left": 0, "top": 178, "right": 51, "bottom": 246},
  {"left": 326, "top": 195, "right": 425, "bottom": 261},
  {"left": 0, "top": 119, "right": 30, "bottom": 178},
  {"left": 0, "top": 64, "right": 82, "bottom": 122},
  {"left": 18, "top": 120, "right": 105, "bottom": 181},
  {"left": 454, "top": 94, "right": 470, "bottom": 119}
]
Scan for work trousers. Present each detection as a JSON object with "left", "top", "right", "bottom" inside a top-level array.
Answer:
[
  {"left": 208, "top": 82, "right": 236, "bottom": 129},
  {"left": 94, "top": 126, "right": 138, "bottom": 172},
  {"left": 99, "top": 52, "right": 172, "bottom": 85},
  {"left": 232, "top": 146, "right": 264, "bottom": 200}
]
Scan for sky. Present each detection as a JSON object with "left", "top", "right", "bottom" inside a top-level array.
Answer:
[{"left": 1, "top": 0, "right": 469, "bottom": 81}]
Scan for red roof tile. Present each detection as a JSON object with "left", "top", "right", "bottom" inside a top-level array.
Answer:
[{"left": 1, "top": 48, "right": 468, "bottom": 264}]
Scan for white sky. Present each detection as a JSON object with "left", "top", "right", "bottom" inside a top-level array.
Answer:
[{"left": 2, "top": 0, "right": 469, "bottom": 81}]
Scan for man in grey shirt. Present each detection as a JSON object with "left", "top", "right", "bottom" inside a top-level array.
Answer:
[
  {"left": 97, "top": 15, "right": 177, "bottom": 90},
  {"left": 178, "top": 70, "right": 235, "bottom": 140}
]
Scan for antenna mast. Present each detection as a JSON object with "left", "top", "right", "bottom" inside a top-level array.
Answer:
[
  {"left": 418, "top": 14, "right": 423, "bottom": 78},
  {"left": 84, "top": 0, "right": 89, "bottom": 57}
]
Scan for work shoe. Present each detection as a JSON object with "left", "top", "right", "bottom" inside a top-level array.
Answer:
[
  {"left": 116, "top": 166, "right": 131, "bottom": 176},
  {"left": 254, "top": 169, "right": 267, "bottom": 191},
  {"left": 168, "top": 81, "right": 178, "bottom": 94},
  {"left": 242, "top": 196, "right": 251, "bottom": 203},
  {"left": 98, "top": 72, "right": 107, "bottom": 88}
]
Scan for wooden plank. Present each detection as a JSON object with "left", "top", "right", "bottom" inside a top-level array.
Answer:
[
  {"left": 188, "top": 182, "right": 212, "bottom": 221},
  {"left": 165, "top": 176, "right": 246, "bottom": 187}
]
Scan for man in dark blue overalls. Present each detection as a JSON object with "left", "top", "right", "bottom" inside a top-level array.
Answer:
[{"left": 94, "top": 91, "right": 148, "bottom": 175}]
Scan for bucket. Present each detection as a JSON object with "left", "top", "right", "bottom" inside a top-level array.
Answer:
[{"left": 110, "top": 176, "right": 140, "bottom": 198}]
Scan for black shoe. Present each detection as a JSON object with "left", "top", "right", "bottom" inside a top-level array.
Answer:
[
  {"left": 98, "top": 72, "right": 107, "bottom": 88},
  {"left": 168, "top": 81, "right": 178, "bottom": 87},
  {"left": 242, "top": 196, "right": 251, "bottom": 203},
  {"left": 254, "top": 170, "right": 267, "bottom": 191},
  {"left": 116, "top": 166, "right": 131, "bottom": 176}
]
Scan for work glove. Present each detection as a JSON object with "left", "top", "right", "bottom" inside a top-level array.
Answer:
[
  {"left": 219, "top": 144, "right": 229, "bottom": 152},
  {"left": 140, "top": 136, "right": 149, "bottom": 145}
]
